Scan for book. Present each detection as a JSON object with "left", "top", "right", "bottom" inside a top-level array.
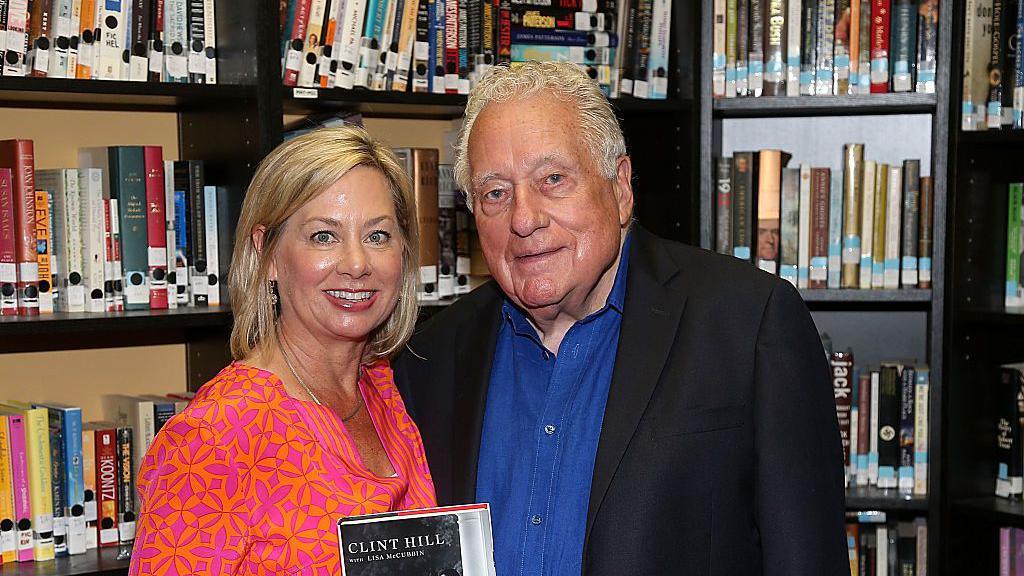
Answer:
[
  {"left": 832, "top": 350, "right": 855, "bottom": 486},
  {"left": 756, "top": 149, "right": 789, "bottom": 274},
  {"left": 918, "top": 176, "right": 933, "bottom": 289},
  {"left": 859, "top": 160, "right": 876, "bottom": 289},
  {"left": 827, "top": 169, "right": 843, "bottom": 289},
  {"left": 871, "top": 163, "right": 888, "bottom": 289},
  {"left": 809, "top": 167, "right": 830, "bottom": 289},
  {"left": 999, "top": 364, "right": 1024, "bottom": 499},
  {"left": 856, "top": 371, "right": 872, "bottom": 486},
  {"left": 870, "top": 0, "right": 891, "bottom": 93},
  {"left": 914, "top": 366, "right": 929, "bottom": 496},
  {"left": 884, "top": 164, "right": 902, "bottom": 290},
  {"left": 143, "top": 146, "right": 169, "bottom": 310},
  {"left": 0, "top": 169, "right": 17, "bottom": 316},
  {"left": 841, "top": 143, "right": 864, "bottom": 288},
  {"left": 89, "top": 424, "right": 119, "bottom": 547},
  {"left": 34, "top": 191, "right": 55, "bottom": 313},
  {"left": 900, "top": 159, "right": 920, "bottom": 289},
  {"left": 963, "top": 0, "right": 995, "bottom": 130},
  {"left": 1010, "top": 183, "right": 1024, "bottom": 309},
  {"left": 732, "top": 151, "right": 755, "bottom": 262},
  {"left": 0, "top": 414, "right": 16, "bottom": 562},
  {"left": 15, "top": 405, "right": 55, "bottom": 560},
  {"left": 0, "top": 140, "right": 39, "bottom": 316},
  {"left": 81, "top": 427, "right": 98, "bottom": 550},
  {"left": 38, "top": 169, "right": 86, "bottom": 313},
  {"left": 779, "top": 167, "right": 799, "bottom": 286},
  {"left": 716, "top": 157, "right": 733, "bottom": 255},
  {"left": 79, "top": 168, "right": 107, "bottom": 313},
  {"left": 115, "top": 427, "right": 135, "bottom": 554},
  {"left": 897, "top": 364, "right": 915, "bottom": 496},
  {"left": 1, "top": 410, "right": 35, "bottom": 562},
  {"left": 393, "top": 148, "right": 440, "bottom": 301},
  {"left": 798, "top": 164, "right": 811, "bottom": 288},
  {"left": 338, "top": 504, "right": 496, "bottom": 576},
  {"left": 877, "top": 363, "right": 901, "bottom": 490}
]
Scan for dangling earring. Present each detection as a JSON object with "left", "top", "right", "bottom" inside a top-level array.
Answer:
[{"left": 269, "top": 280, "right": 279, "bottom": 306}]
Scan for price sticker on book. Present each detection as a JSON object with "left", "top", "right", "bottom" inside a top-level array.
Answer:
[
  {"left": 166, "top": 54, "right": 187, "bottom": 79},
  {"left": 188, "top": 51, "right": 205, "bottom": 74},
  {"left": 149, "top": 50, "right": 164, "bottom": 74},
  {"left": 293, "top": 87, "right": 318, "bottom": 99}
]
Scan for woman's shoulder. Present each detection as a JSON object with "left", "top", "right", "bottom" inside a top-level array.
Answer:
[{"left": 169, "top": 362, "right": 293, "bottom": 432}]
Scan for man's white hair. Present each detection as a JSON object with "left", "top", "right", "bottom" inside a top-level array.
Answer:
[{"left": 453, "top": 61, "right": 627, "bottom": 209}]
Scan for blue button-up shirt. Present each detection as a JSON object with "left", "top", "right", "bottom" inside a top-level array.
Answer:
[{"left": 476, "top": 235, "right": 631, "bottom": 576}]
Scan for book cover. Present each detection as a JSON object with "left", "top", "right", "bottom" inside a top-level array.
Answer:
[
  {"left": 918, "top": 176, "right": 934, "bottom": 289},
  {"left": 900, "top": 159, "right": 920, "bottom": 288},
  {"left": 756, "top": 150, "right": 790, "bottom": 275},
  {"left": 0, "top": 140, "right": 40, "bottom": 316},
  {"left": 732, "top": 151, "right": 754, "bottom": 262},
  {"left": 2, "top": 411, "right": 35, "bottom": 561},
  {"left": 338, "top": 504, "right": 495, "bottom": 576},
  {"left": 877, "top": 363, "right": 901, "bottom": 489},
  {"left": 859, "top": 160, "right": 876, "bottom": 289},
  {"left": 914, "top": 366, "right": 929, "bottom": 496},
  {"left": 827, "top": 170, "right": 843, "bottom": 289},
  {"left": 841, "top": 143, "right": 864, "bottom": 288},
  {"left": 872, "top": 163, "right": 888, "bottom": 289},
  {"left": 869, "top": 0, "right": 890, "bottom": 93},
  {"left": 779, "top": 167, "right": 799, "bottom": 286},
  {"left": 0, "top": 168, "right": 17, "bottom": 315},
  {"left": 143, "top": 146, "right": 168, "bottom": 310},
  {"left": 798, "top": 164, "right": 811, "bottom": 288},
  {"left": 831, "top": 350, "right": 854, "bottom": 486},
  {"left": 809, "top": 167, "right": 830, "bottom": 289},
  {"left": 897, "top": 364, "right": 915, "bottom": 496},
  {"left": 91, "top": 424, "right": 119, "bottom": 547}
]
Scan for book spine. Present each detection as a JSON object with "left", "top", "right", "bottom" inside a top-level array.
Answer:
[
  {"left": 163, "top": 0, "right": 188, "bottom": 82},
  {"left": 53, "top": 170, "right": 85, "bottom": 312},
  {"left": 714, "top": 0, "right": 727, "bottom": 97},
  {"left": 736, "top": 0, "right": 749, "bottom": 95},
  {"left": 913, "top": 366, "right": 929, "bottom": 496},
  {"left": 44, "top": 408, "right": 66, "bottom": 556},
  {"left": 115, "top": 427, "right": 135, "bottom": 553},
  {"left": 869, "top": 0, "right": 890, "bottom": 93},
  {"left": 800, "top": 0, "right": 816, "bottom": 94},
  {"left": 411, "top": 0, "right": 430, "bottom": 91},
  {"left": 81, "top": 428, "right": 97, "bottom": 549},
  {"left": 890, "top": 0, "right": 912, "bottom": 91},
  {"left": 872, "top": 163, "right": 888, "bottom": 288},
  {"left": 94, "top": 428, "right": 118, "bottom": 547},
  {"left": 1001, "top": 528, "right": 1012, "bottom": 575},
  {"left": 428, "top": 0, "right": 442, "bottom": 92},
  {"left": 1000, "top": 0, "right": 1017, "bottom": 127},
  {"left": 915, "top": 0, "right": 937, "bottom": 93},
  {"left": 726, "top": 0, "right": 737, "bottom": 96},
  {"left": 148, "top": 0, "right": 165, "bottom": 83},
  {"left": 869, "top": 369, "right": 880, "bottom": 485},
  {"left": 47, "top": 188, "right": 61, "bottom": 310},
  {"left": 915, "top": 519, "right": 928, "bottom": 575},
  {"left": 834, "top": 0, "right": 851, "bottom": 94},
  {"left": 900, "top": 159, "right": 920, "bottom": 288},
  {"left": 203, "top": 185, "right": 220, "bottom": 306},
  {"left": 283, "top": 0, "right": 312, "bottom": 85},
  {"left": 827, "top": 170, "right": 843, "bottom": 289},
  {"left": 849, "top": 379, "right": 859, "bottom": 487},
  {"left": 849, "top": 0, "right": 860, "bottom": 93},
  {"left": 0, "top": 416, "right": 15, "bottom": 562},
  {"left": 111, "top": 147, "right": 149, "bottom": 311},
  {"left": 786, "top": 0, "right": 800, "bottom": 95},
  {"left": 780, "top": 167, "right": 799, "bottom": 286},
  {"left": 0, "top": 140, "right": 39, "bottom": 315},
  {"left": 841, "top": 143, "right": 864, "bottom": 289},
  {"left": 756, "top": 150, "right": 783, "bottom": 275},
  {"left": 1015, "top": 0, "right": 1024, "bottom": 127},
  {"left": 371, "top": 0, "right": 397, "bottom": 90},
  {"left": 1010, "top": 183, "right": 1023, "bottom": 308},
  {"left": 646, "top": 0, "right": 670, "bottom": 98},
  {"left": 27, "top": 0, "right": 55, "bottom": 77},
  {"left": 897, "top": 522, "right": 916, "bottom": 576},
  {"left": 510, "top": 43, "right": 613, "bottom": 63},
  {"left": 6, "top": 414, "right": 34, "bottom": 562},
  {"left": 798, "top": 164, "right": 811, "bottom": 288},
  {"left": 732, "top": 152, "right": 753, "bottom": 262},
  {"left": 201, "top": 0, "right": 215, "bottom": 82},
  {"left": 810, "top": 167, "right": 830, "bottom": 288},
  {"left": 748, "top": 0, "right": 764, "bottom": 96},
  {"left": 298, "top": 0, "right": 327, "bottom": 87},
  {"left": 453, "top": 171, "right": 471, "bottom": 295},
  {"left": 763, "top": 0, "right": 785, "bottom": 97},
  {"left": 884, "top": 164, "right": 902, "bottom": 290},
  {"left": 631, "top": 0, "right": 653, "bottom": 98},
  {"left": 989, "top": 0, "right": 1006, "bottom": 128},
  {"left": 59, "top": 408, "right": 85, "bottom": 555},
  {"left": 716, "top": 157, "right": 733, "bottom": 255},
  {"left": 859, "top": 160, "right": 876, "bottom": 289},
  {"left": 79, "top": 169, "right": 105, "bottom": 313},
  {"left": 443, "top": 0, "right": 458, "bottom": 92},
  {"left": 185, "top": 0, "right": 206, "bottom": 83},
  {"left": 321, "top": 0, "right": 343, "bottom": 87},
  {"left": 815, "top": 0, "right": 835, "bottom": 95},
  {"left": 413, "top": 149, "right": 440, "bottom": 301},
  {"left": 963, "top": 0, "right": 979, "bottom": 129},
  {"left": 0, "top": 169, "right": 16, "bottom": 315},
  {"left": 877, "top": 364, "right": 900, "bottom": 489},
  {"left": 437, "top": 169, "right": 456, "bottom": 298},
  {"left": 97, "top": 0, "right": 124, "bottom": 79},
  {"left": 50, "top": 0, "right": 74, "bottom": 78},
  {"left": 832, "top": 350, "right": 854, "bottom": 487},
  {"left": 898, "top": 365, "right": 915, "bottom": 495},
  {"left": 856, "top": 371, "right": 872, "bottom": 486},
  {"left": 394, "top": 0, "right": 421, "bottom": 91},
  {"left": 24, "top": 408, "right": 54, "bottom": 560},
  {"left": 188, "top": 161, "right": 208, "bottom": 306},
  {"left": 163, "top": 161, "right": 177, "bottom": 309},
  {"left": 143, "top": 147, "right": 168, "bottom": 310},
  {"left": 76, "top": 0, "right": 96, "bottom": 79},
  {"left": 127, "top": 0, "right": 149, "bottom": 80},
  {"left": 3, "top": 0, "right": 28, "bottom": 76},
  {"left": 173, "top": 187, "right": 189, "bottom": 305},
  {"left": 856, "top": 0, "right": 871, "bottom": 91},
  {"left": 34, "top": 191, "right": 53, "bottom": 314},
  {"left": 498, "top": 0, "right": 511, "bottom": 65}
]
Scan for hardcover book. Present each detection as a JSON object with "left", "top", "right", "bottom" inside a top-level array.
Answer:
[{"left": 339, "top": 504, "right": 496, "bottom": 576}]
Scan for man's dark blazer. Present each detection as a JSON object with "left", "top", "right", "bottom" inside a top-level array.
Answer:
[{"left": 392, "top": 226, "right": 848, "bottom": 575}]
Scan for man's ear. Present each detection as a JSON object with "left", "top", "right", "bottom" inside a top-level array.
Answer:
[
  {"left": 252, "top": 225, "right": 277, "bottom": 280},
  {"left": 613, "top": 155, "right": 634, "bottom": 226}
]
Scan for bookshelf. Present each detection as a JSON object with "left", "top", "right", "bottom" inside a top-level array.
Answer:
[
  {"left": 945, "top": 1, "right": 1024, "bottom": 571},
  {"left": 0, "top": 0, "right": 698, "bottom": 573},
  {"left": 696, "top": 1, "right": 952, "bottom": 574}
]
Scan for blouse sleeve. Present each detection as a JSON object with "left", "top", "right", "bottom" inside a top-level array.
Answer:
[{"left": 129, "top": 413, "right": 250, "bottom": 576}]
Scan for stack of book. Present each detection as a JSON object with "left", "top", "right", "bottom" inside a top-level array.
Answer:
[
  {"left": 279, "top": 0, "right": 672, "bottom": 99},
  {"left": 824, "top": 342, "right": 929, "bottom": 495},
  {"left": 960, "top": 0, "right": 1024, "bottom": 131},
  {"left": 0, "top": 392, "right": 192, "bottom": 564},
  {"left": 714, "top": 144, "right": 933, "bottom": 291},
  {"left": 0, "top": 0, "right": 218, "bottom": 83},
  {"left": 711, "top": 0, "right": 940, "bottom": 99},
  {"left": 0, "top": 140, "right": 229, "bottom": 317},
  {"left": 845, "top": 512, "right": 927, "bottom": 576}
]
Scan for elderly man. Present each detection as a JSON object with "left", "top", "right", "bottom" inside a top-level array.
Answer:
[{"left": 393, "top": 61, "right": 847, "bottom": 576}]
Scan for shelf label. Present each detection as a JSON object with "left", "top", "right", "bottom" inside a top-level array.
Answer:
[{"left": 293, "top": 87, "right": 319, "bottom": 99}]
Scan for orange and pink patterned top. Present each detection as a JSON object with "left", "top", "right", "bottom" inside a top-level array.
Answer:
[{"left": 129, "top": 360, "right": 436, "bottom": 576}]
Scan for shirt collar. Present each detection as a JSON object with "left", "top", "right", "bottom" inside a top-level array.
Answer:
[{"left": 501, "top": 232, "right": 632, "bottom": 334}]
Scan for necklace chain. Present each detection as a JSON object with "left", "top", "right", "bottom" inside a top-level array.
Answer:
[{"left": 277, "top": 338, "right": 363, "bottom": 423}]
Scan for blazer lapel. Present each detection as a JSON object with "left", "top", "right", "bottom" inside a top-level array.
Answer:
[
  {"left": 452, "top": 283, "right": 503, "bottom": 504},
  {"left": 585, "top": 228, "right": 688, "bottom": 546}
]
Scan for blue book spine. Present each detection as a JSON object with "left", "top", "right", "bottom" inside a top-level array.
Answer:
[
  {"left": 427, "top": 0, "right": 437, "bottom": 91},
  {"left": 60, "top": 407, "right": 85, "bottom": 555},
  {"left": 827, "top": 172, "right": 843, "bottom": 289}
]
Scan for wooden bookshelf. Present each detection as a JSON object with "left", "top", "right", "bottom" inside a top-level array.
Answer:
[{"left": 0, "top": 549, "right": 128, "bottom": 576}]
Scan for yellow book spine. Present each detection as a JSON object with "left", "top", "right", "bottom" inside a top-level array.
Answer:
[
  {"left": 0, "top": 415, "right": 16, "bottom": 562},
  {"left": 23, "top": 408, "right": 54, "bottom": 561}
]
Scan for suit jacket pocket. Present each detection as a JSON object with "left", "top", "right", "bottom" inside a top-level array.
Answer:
[{"left": 653, "top": 404, "right": 746, "bottom": 438}]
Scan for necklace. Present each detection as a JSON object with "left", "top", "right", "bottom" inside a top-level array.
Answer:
[{"left": 277, "top": 338, "right": 363, "bottom": 423}]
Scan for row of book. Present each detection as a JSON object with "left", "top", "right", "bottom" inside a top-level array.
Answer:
[
  {"left": 825, "top": 340, "right": 930, "bottom": 495},
  {"left": 960, "top": 0, "right": 1024, "bottom": 131},
  {"left": 845, "top": 513, "right": 927, "bottom": 576},
  {"left": 1000, "top": 526, "right": 1024, "bottom": 575},
  {"left": 279, "top": 0, "right": 672, "bottom": 99},
  {"left": 0, "top": 392, "right": 193, "bottom": 564},
  {"left": 1005, "top": 183, "right": 1024, "bottom": 309},
  {"left": 715, "top": 146, "right": 934, "bottom": 290},
  {"left": 0, "top": 0, "right": 218, "bottom": 83},
  {"left": 711, "top": 0, "right": 939, "bottom": 99},
  {"left": 0, "top": 140, "right": 229, "bottom": 316}
]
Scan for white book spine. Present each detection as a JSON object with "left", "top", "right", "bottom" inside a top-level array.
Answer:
[
  {"left": 849, "top": 405, "right": 859, "bottom": 485},
  {"left": 884, "top": 165, "right": 902, "bottom": 290},
  {"left": 876, "top": 525, "right": 889, "bottom": 576},
  {"left": 203, "top": 186, "right": 220, "bottom": 307},
  {"left": 785, "top": 0, "right": 800, "bottom": 96},
  {"left": 859, "top": 161, "right": 876, "bottom": 289},
  {"left": 163, "top": 0, "right": 189, "bottom": 82},
  {"left": 97, "top": 0, "right": 125, "bottom": 79},
  {"left": 914, "top": 368, "right": 929, "bottom": 496},
  {"left": 50, "top": 0, "right": 75, "bottom": 78},
  {"left": 59, "top": 170, "right": 86, "bottom": 312},
  {"left": 797, "top": 165, "right": 811, "bottom": 289},
  {"left": 3, "top": 0, "right": 29, "bottom": 76},
  {"left": 337, "top": 0, "right": 368, "bottom": 89},
  {"left": 712, "top": 0, "right": 726, "bottom": 97},
  {"left": 203, "top": 0, "right": 217, "bottom": 83},
  {"left": 646, "top": 0, "right": 671, "bottom": 99},
  {"left": 869, "top": 370, "right": 880, "bottom": 486},
  {"left": 80, "top": 169, "right": 107, "bottom": 313},
  {"left": 68, "top": 0, "right": 83, "bottom": 76}
]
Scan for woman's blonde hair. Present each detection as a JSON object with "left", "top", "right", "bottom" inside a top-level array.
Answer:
[{"left": 228, "top": 125, "right": 419, "bottom": 362}]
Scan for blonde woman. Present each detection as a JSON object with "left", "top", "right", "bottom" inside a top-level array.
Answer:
[{"left": 130, "top": 126, "right": 436, "bottom": 575}]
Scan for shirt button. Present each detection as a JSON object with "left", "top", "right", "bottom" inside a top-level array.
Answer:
[
  {"left": 531, "top": 515, "right": 543, "bottom": 525},
  {"left": 544, "top": 424, "right": 556, "bottom": 435}
]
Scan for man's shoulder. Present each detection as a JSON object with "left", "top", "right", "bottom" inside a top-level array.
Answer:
[{"left": 409, "top": 282, "right": 503, "bottom": 344}]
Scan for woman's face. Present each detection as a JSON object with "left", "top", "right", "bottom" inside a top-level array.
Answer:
[{"left": 269, "top": 166, "right": 404, "bottom": 346}]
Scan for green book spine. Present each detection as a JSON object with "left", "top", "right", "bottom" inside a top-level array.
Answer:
[
  {"left": 1008, "top": 182, "right": 1023, "bottom": 309},
  {"left": 110, "top": 147, "right": 149, "bottom": 310}
]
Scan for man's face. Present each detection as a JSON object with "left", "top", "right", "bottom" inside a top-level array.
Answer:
[
  {"left": 757, "top": 219, "right": 780, "bottom": 260},
  {"left": 467, "top": 93, "right": 633, "bottom": 315}
]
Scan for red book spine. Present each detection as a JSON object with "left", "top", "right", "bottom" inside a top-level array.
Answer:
[
  {"left": 144, "top": 147, "right": 168, "bottom": 310},
  {"left": 0, "top": 168, "right": 17, "bottom": 315},
  {"left": 284, "top": 0, "right": 313, "bottom": 86},
  {"left": 94, "top": 428, "right": 119, "bottom": 548},
  {"left": 444, "top": 0, "right": 459, "bottom": 92},
  {"left": 0, "top": 140, "right": 39, "bottom": 315},
  {"left": 870, "top": 0, "right": 890, "bottom": 93}
]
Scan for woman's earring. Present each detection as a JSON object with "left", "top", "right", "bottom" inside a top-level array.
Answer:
[{"left": 269, "top": 280, "right": 279, "bottom": 306}]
